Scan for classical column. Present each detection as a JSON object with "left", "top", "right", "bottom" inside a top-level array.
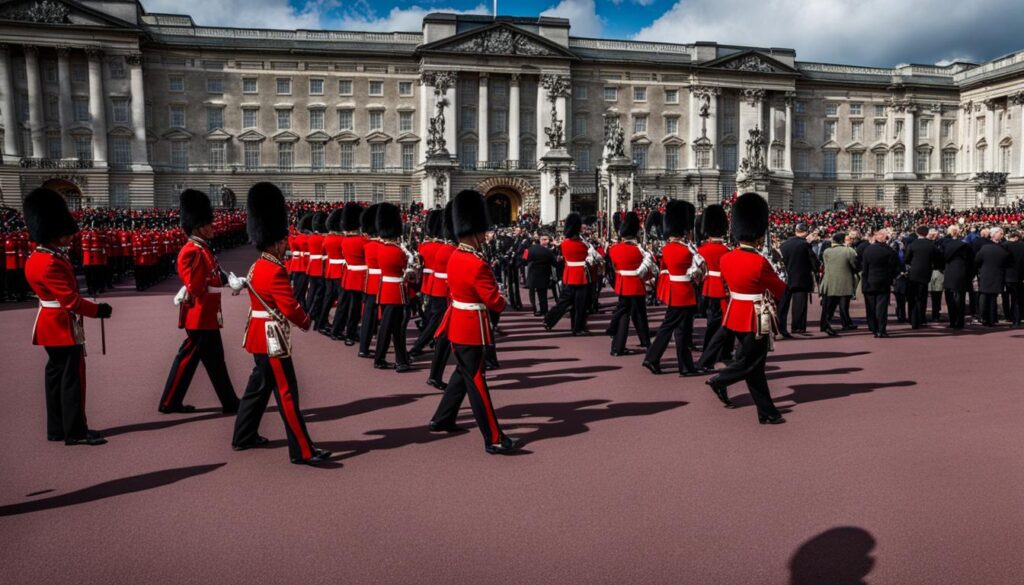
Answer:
[
  {"left": 24, "top": 45, "right": 45, "bottom": 158},
  {"left": 0, "top": 44, "right": 20, "bottom": 158},
  {"left": 783, "top": 93, "right": 794, "bottom": 172},
  {"left": 930, "top": 103, "right": 942, "bottom": 177},
  {"left": 56, "top": 47, "right": 74, "bottom": 158},
  {"left": 767, "top": 98, "right": 776, "bottom": 171},
  {"left": 87, "top": 49, "right": 107, "bottom": 165},
  {"left": 536, "top": 75, "right": 545, "bottom": 163},
  {"left": 509, "top": 74, "right": 520, "bottom": 167},
  {"left": 418, "top": 75, "right": 431, "bottom": 164},
  {"left": 444, "top": 73, "right": 456, "bottom": 162},
  {"left": 127, "top": 53, "right": 148, "bottom": 167},
  {"left": 984, "top": 99, "right": 996, "bottom": 172},
  {"left": 707, "top": 90, "right": 718, "bottom": 169},
  {"left": 688, "top": 86, "right": 700, "bottom": 164},
  {"left": 477, "top": 73, "right": 488, "bottom": 166},
  {"left": 1013, "top": 93, "right": 1024, "bottom": 177},
  {"left": 959, "top": 101, "right": 972, "bottom": 175},
  {"left": 903, "top": 104, "right": 915, "bottom": 174}
]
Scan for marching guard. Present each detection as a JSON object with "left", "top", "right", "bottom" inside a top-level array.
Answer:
[
  {"left": 24, "top": 187, "right": 113, "bottom": 445},
  {"left": 158, "top": 189, "right": 242, "bottom": 415},
  {"left": 409, "top": 209, "right": 446, "bottom": 355},
  {"left": 315, "top": 207, "right": 345, "bottom": 333},
  {"left": 372, "top": 202, "right": 413, "bottom": 372},
  {"left": 329, "top": 203, "right": 365, "bottom": 344},
  {"left": 357, "top": 204, "right": 382, "bottom": 358},
  {"left": 425, "top": 203, "right": 458, "bottom": 390},
  {"left": 544, "top": 213, "right": 593, "bottom": 336},
  {"left": 696, "top": 205, "right": 734, "bottom": 369},
  {"left": 607, "top": 212, "right": 653, "bottom": 356},
  {"left": 304, "top": 212, "right": 328, "bottom": 322}
]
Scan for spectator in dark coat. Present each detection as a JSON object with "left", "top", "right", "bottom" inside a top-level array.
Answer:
[
  {"left": 778, "top": 224, "right": 819, "bottom": 336},
  {"left": 975, "top": 227, "right": 1011, "bottom": 326}
]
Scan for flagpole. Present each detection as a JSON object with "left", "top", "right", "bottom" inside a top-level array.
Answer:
[{"left": 493, "top": 0, "right": 497, "bottom": 17}]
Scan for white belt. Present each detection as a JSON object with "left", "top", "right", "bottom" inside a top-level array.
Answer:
[
  {"left": 451, "top": 300, "right": 486, "bottom": 311},
  {"left": 309, "top": 255, "right": 324, "bottom": 260},
  {"left": 618, "top": 270, "right": 640, "bottom": 277},
  {"left": 328, "top": 259, "right": 345, "bottom": 265},
  {"left": 39, "top": 299, "right": 61, "bottom": 308},
  {"left": 206, "top": 287, "right": 222, "bottom": 295},
  {"left": 707, "top": 270, "right": 722, "bottom": 277},
  {"left": 250, "top": 310, "right": 270, "bottom": 319},
  {"left": 565, "top": 261, "right": 587, "bottom": 267},
  {"left": 730, "top": 292, "right": 764, "bottom": 301},
  {"left": 368, "top": 268, "right": 382, "bottom": 275},
  {"left": 667, "top": 274, "right": 692, "bottom": 282},
  {"left": 347, "top": 265, "right": 367, "bottom": 271},
  {"left": 434, "top": 273, "right": 448, "bottom": 280},
  {"left": 423, "top": 268, "right": 434, "bottom": 274},
  {"left": 381, "top": 276, "right": 404, "bottom": 283}
]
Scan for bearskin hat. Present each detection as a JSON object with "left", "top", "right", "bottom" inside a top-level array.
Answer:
[
  {"left": 246, "top": 182, "right": 289, "bottom": 250},
  {"left": 701, "top": 204, "right": 728, "bottom": 238},
  {"left": 443, "top": 202, "right": 456, "bottom": 242},
  {"left": 564, "top": 212, "right": 583, "bottom": 238},
  {"left": 179, "top": 189, "right": 214, "bottom": 235},
  {"left": 341, "top": 202, "right": 362, "bottom": 232},
  {"left": 297, "top": 213, "right": 313, "bottom": 234},
  {"left": 663, "top": 200, "right": 696, "bottom": 238},
  {"left": 326, "top": 207, "right": 344, "bottom": 233},
  {"left": 452, "top": 189, "right": 490, "bottom": 239},
  {"left": 376, "top": 202, "right": 403, "bottom": 239},
  {"left": 361, "top": 204, "right": 380, "bottom": 237},
  {"left": 24, "top": 187, "right": 78, "bottom": 244},
  {"left": 583, "top": 215, "right": 597, "bottom": 227},
  {"left": 312, "top": 211, "right": 327, "bottom": 234},
  {"left": 645, "top": 210, "right": 664, "bottom": 239},
  {"left": 730, "top": 193, "right": 770, "bottom": 243},
  {"left": 619, "top": 211, "right": 641, "bottom": 239},
  {"left": 425, "top": 209, "right": 443, "bottom": 239}
]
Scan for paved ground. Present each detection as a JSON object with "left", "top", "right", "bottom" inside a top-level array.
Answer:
[{"left": 2, "top": 245, "right": 1024, "bottom": 584}]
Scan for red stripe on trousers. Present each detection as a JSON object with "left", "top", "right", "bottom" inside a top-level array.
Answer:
[
  {"left": 269, "top": 358, "right": 313, "bottom": 460},
  {"left": 162, "top": 337, "right": 195, "bottom": 408},
  {"left": 472, "top": 364, "right": 500, "bottom": 444}
]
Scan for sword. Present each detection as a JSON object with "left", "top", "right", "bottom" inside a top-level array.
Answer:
[{"left": 93, "top": 294, "right": 107, "bottom": 355}]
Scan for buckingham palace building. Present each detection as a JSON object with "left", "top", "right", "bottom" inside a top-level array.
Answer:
[{"left": 2, "top": 0, "right": 1024, "bottom": 222}]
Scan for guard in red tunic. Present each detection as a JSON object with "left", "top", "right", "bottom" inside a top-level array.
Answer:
[
  {"left": 429, "top": 190, "right": 521, "bottom": 454},
  {"left": 24, "top": 188, "right": 113, "bottom": 445},
  {"left": 232, "top": 182, "right": 330, "bottom": 465},
  {"left": 643, "top": 200, "right": 702, "bottom": 375},
  {"left": 544, "top": 213, "right": 593, "bottom": 335},
  {"left": 607, "top": 212, "right": 653, "bottom": 356},
  {"left": 357, "top": 204, "right": 382, "bottom": 358},
  {"left": 329, "top": 203, "right": 365, "bottom": 344},
  {"left": 316, "top": 207, "right": 345, "bottom": 333},
  {"left": 304, "top": 211, "right": 328, "bottom": 320},
  {"left": 706, "top": 193, "right": 787, "bottom": 424},
  {"left": 372, "top": 202, "right": 413, "bottom": 372},
  {"left": 425, "top": 203, "right": 457, "bottom": 390},
  {"left": 291, "top": 214, "right": 312, "bottom": 305},
  {"left": 409, "top": 209, "right": 445, "bottom": 356},
  {"left": 158, "top": 190, "right": 241, "bottom": 415},
  {"left": 696, "top": 204, "right": 735, "bottom": 369}
]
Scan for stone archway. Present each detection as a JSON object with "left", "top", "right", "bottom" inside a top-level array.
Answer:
[
  {"left": 41, "top": 178, "right": 84, "bottom": 210},
  {"left": 475, "top": 176, "right": 538, "bottom": 223}
]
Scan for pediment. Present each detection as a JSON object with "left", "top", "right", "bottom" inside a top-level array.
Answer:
[
  {"left": 107, "top": 125, "right": 133, "bottom": 137},
  {"left": 630, "top": 135, "right": 652, "bottom": 146},
  {"left": 821, "top": 140, "right": 841, "bottom": 151},
  {"left": 272, "top": 130, "right": 300, "bottom": 143},
  {"left": 661, "top": 135, "right": 685, "bottom": 146},
  {"left": 206, "top": 128, "right": 233, "bottom": 141},
  {"left": 237, "top": 129, "right": 267, "bottom": 142},
  {"left": 365, "top": 131, "right": 393, "bottom": 144},
  {"left": 942, "top": 141, "right": 958, "bottom": 151},
  {"left": 396, "top": 132, "right": 421, "bottom": 144},
  {"left": 975, "top": 137, "right": 987, "bottom": 148},
  {"left": 418, "top": 23, "right": 577, "bottom": 60},
  {"left": 844, "top": 141, "right": 867, "bottom": 153},
  {"left": 67, "top": 126, "right": 91, "bottom": 137},
  {"left": 161, "top": 128, "right": 193, "bottom": 141},
  {"left": 702, "top": 50, "right": 799, "bottom": 74},
  {"left": 792, "top": 139, "right": 813, "bottom": 150},
  {"left": 999, "top": 136, "right": 1013, "bottom": 147},
  {"left": 871, "top": 142, "right": 889, "bottom": 153},
  {"left": 0, "top": 0, "right": 140, "bottom": 29},
  {"left": 916, "top": 144, "right": 933, "bottom": 153},
  {"left": 333, "top": 130, "right": 360, "bottom": 143},
  {"left": 305, "top": 130, "right": 331, "bottom": 143},
  {"left": 572, "top": 136, "right": 594, "bottom": 146},
  {"left": 692, "top": 136, "right": 712, "bottom": 147}
]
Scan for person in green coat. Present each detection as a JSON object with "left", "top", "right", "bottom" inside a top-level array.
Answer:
[{"left": 819, "top": 232, "right": 860, "bottom": 336}]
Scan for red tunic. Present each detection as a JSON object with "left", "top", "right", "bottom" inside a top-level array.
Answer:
[
  {"left": 656, "top": 241, "right": 697, "bottom": 307},
  {"left": 436, "top": 246, "right": 506, "bottom": 346},
  {"left": 243, "top": 254, "right": 311, "bottom": 354},
  {"left": 26, "top": 248, "right": 100, "bottom": 347},
  {"left": 176, "top": 238, "right": 224, "bottom": 330},
  {"left": 295, "top": 234, "right": 309, "bottom": 273},
  {"left": 323, "top": 234, "right": 346, "bottom": 281},
  {"left": 417, "top": 240, "right": 439, "bottom": 295},
  {"left": 609, "top": 241, "right": 646, "bottom": 296},
  {"left": 342, "top": 234, "right": 368, "bottom": 291},
  {"left": 287, "top": 232, "right": 299, "bottom": 273},
  {"left": 429, "top": 243, "right": 456, "bottom": 298},
  {"left": 306, "top": 233, "right": 325, "bottom": 277},
  {"left": 363, "top": 239, "right": 382, "bottom": 296},
  {"left": 699, "top": 240, "right": 730, "bottom": 299},
  {"left": 560, "top": 238, "right": 590, "bottom": 286},
  {"left": 721, "top": 246, "right": 787, "bottom": 333},
  {"left": 376, "top": 241, "right": 408, "bottom": 305}
]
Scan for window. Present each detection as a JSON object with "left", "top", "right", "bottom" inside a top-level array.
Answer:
[
  {"left": 242, "top": 108, "right": 258, "bottom": 128},
  {"left": 633, "top": 87, "right": 647, "bottom": 102},
  {"left": 665, "top": 117, "right": 679, "bottom": 135},
  {"left": 849, "top": 103, "right": 862, "bottom": 116},
  {"left": 314, "top": 183, "right": 326, "bottom": 201},
  {"left": 824, "top": 120, "right": 837, "bottom": 141},
  {"left": 206, "top": 107, "right": 223, "bottom": 132},
  {"left": 916, "top": 150, "right": 930, "bottom": 173},
  {"left": 573, "top": 84, "right": 588, "bottom": 99},
  {"left": 522, "top": 110, "right": 535, "bottom": 133},
  {"left": 168, "top": 76, "right": 184, "bottom": 92},
  {"left": 633, "top": 115, "right": 648, "bottom": 135},
  {"left": 942, "top": 150, "right": 956, "bottom": 174},
  {"left": 338, "top": 109, "right": 353, "bottom": 131},
  {"left": 603, "top": 87, "right": 618, "bottom": 101},
  {"left": 721, "top": 144, "right": 737, "bottom": 171},
  {"left": 310, "top": 143, "right": 325, "bottom": 170},
  {"left": 342, "top": 183, "right": 355, "bottom": 201},
  {"left": 942, "top": 120, "right": 954, "bottom": 139},
  {"left": 372, "top": 183, "right": 385, "bottom": 202},
  {"left": 399, "top": 81, "right": 413, "bottom": 97},
  {"left": 520, "top": 141, "right": 535, "bottom": 168},
  {"left": 575, "top": 146, "right": 591, "bottom": 171},
  {"left": 874, "top": 121, "right": 886, "bottom": 140},
  {"left": 278, "top": 183, "right": 293, "bottom": 198},
  {"left": 461, "top": 107, "right": 476, "bottom": 131},
  {"left": 825, "top": 103, "right": 838, "bottom": 116},
  {"left": 875, "top": 153, "right": 886, "bottom": 176},
  {"left": 369, "top": 110, "right": 383, "bottom": 132},
  {"left": 339, "top": 79, "right": 353, "bottom": 95},
  {"left": 72, "top": 64, "right": 87, "bottom": 83},
  {"left": 339, "top": 143, "right": 354, "bottom": 169},
  {"left": 722, "top": 108, "right": 737, "bottom": 136},
  {"left": 895, "top": 120, "right": 904, "bottom": 139},
  {"left": 207, "top": 78, "right": 223, "bottom": 94},
  {"left": 489, "top": 142, "right": 507, "bottom": 163},
  {"left": 400, "top": 185, "right": 411, "bottom": 204},
  {"left": 1000, "top": 145, "right": 1011, "bottom": 172},
  {"left": 492, "top": 80, "right": 507, "bottom": 100},
  {"left": 276, "top": 78, "right": 291, "bottom": 95},
  {"left": 73, "top": 135, "right": 91, "bottom": 160},
  {"left": 894, "top": 149, "right": 905, "bottom": 170},
  {"left": 242, "top": 78, "right": 258, "bottom": 93},
  {"left": 665, "top": 145, "right": 679, "bottom": 171},
  {"left": 368, "top": 80, "right": 384, "bottom": 96},
  {"left": 571, "top": 114, "right": 587, "bottom": 137},
  {"left": 169, "top": 105, "right": 186, "bottom": 128},
  {"left": 111, "top": 136, "right": 131, "bottom": 166},
  {"left": 112, "top": 99, "right": 130, "bottom": 124},
  {"left": 632, "top": 143, "right": 648, "bottom": 169},
  {"left": 875, "top": 186, "right": 885, "bottom": 203},
  {"left": 170, "top": 141, "right": 188, "bottom": 170},
  {"left": 919, "top": 118, "right": 931, "bottom": 138},
  {"left": 794, "top": 101, "right": 806, "bottom": 115},
  {"left": 460, "top": 141, "right": 477, "bottom": 167},
  {"left": 976, "top": 146, "right": 986, "bottom": 170},
  {"left": 976, "top": 117, "right": 984, "bottom": 137},
  {"left": 209, "top": 141, "right": 225, "bottom": 169},
  {"left": 771, "top": 147, "right": 783, "bottom": 169},
  {"left": 277, "top": 109, "right": 291, "bottom": 130},
  {"left": 402, "top": 143, "right": 415, "bottom": 171},
  {"left": 399, "top": 111, "right": 413, "bottom": 133},
  {"left": 851, "top": 121, "right": 863, "bottom": 141},
  {"left": 851, "top": 152, "right": 863, "bottom": 178},
  {"left": 665, "top": 89, "right": 679, "bottom": 104},
  {"left": 46, "top": 134, "right": 61, "bottom": 159},
  {"left": 874, "top": 105, "right": 886, "bottom": 117},
  {"left": 277, "top": 142, "right": 293, "bottom": 169},
  {"left": 110, "top": 184, "right": 129, "bottom": 207},
  {"left": 794, "top": 118, "right": 806, "bottom": 139},
  {"left": 370, "top": 143, "right": 385, "bottom": 170},
  {"left": 696, "top": 147, "right": 711, "bottom": 169},
  {"left": 491, "top": 110, "right": 507, "bottom": 133},
  {"left": 795, "top": 150, "right": 809, "bottom": 172},
  {"left": 309, "top": 109, "right": 325, "bottom": 131},
  {"left": 797, "top": 190, "right": 812, "bottom": 212},
  {"left": 309, "top": 79, "right": 324, "bottom": 95},
  {"left": 244, "top": 142, "right": 261, "bottom": 169},
  {"left": 108, "top": 57, "right": 126, "bottom": 79}
]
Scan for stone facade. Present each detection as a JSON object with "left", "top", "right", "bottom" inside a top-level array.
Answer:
[{"left": 1, "top": 1, "right": 1023, "bottom": 220}]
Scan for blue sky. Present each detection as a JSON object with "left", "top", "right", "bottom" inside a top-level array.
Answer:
[{"left": 141, "top": 0, "right": 1024, "bottom": 67}]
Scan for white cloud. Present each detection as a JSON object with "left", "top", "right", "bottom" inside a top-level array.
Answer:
[
  {"left": 141, "top": 0, "right": 321, "bottom": 29},
  {"left": 541, "top": 0, "right": 604, "bottom": 38},
  {"left": 332, "top": 3, "right": 490, "bottom": 32},
  {"left": 634, "top": 0, "right": 1023, "bottom": 67}
]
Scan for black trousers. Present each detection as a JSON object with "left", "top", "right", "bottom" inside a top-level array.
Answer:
[
  {"left": 907, "top": 280, "right": 929, "bottom": 328},
  {"left": 778, "top": 289, "right": 808, "bottom": 333},
  {"left": 894, "top": 292, "right": 908, "bottom": 322},
  {"left": 839, "top": 296, "right": 853, "bottom": 327},
  {"left": 930, "top": 291, "right": 943, "bottom": 321},
  {"left": 505, "top": 266, "right": 522, "bottom": 309},
  {"left": 358, "top": 294, "right": 379, "bottom": 354},
  {"left": 305, "top": 276, "right": 326, "bottom": 322},
  {"left": 703, "top": 297, "right": 725, "bottom": 349},
  {"left": 233, "top": 355, "right": 316, "bottom": 461},
  {"left": 712, "top": 332, "right": 779, "bottom": 419},
  {"left": 529, "top": 286, "right": 550, "bottom": 315},
  {"left": 697, "top": 324, "right": 735, "bottom": 369},
  {"left": 645, "top": 306, "right": 696, "bottom": 371},
  {"left": 428, "top": 334, "right": 452, "bottom": 382},
  {"left": 610, "top": 295, "right": 651, "bottom": 353},
  {"left": 544, "top": 284, "right": 590, "bottom": 333},
  {"left": 979, "top": 292, "right": 1001, "bottom": 326},
  {"left": 863, "top": 293, "right": 890, "bottom": 334},
  {"left": 1004, "top": 283, "right": 1022, "bottom": 326},
  {"left": 411, "top": 296, "right": 447, "bottom": 353},
  {"left": 293, "top": 273, "right": 309, "bottom": 308},
  {"left": 945, "top": 289, "right": 967, "bottom": 329},
  {"left": 820, "top": 296, "right": 841, "bottom": 330},
  {"left": 316, "top": 279, "right": 340, "bottom": 331},
  {"left": 374, "top": 304, "right": 409, "bottom": 367},
  {"left": 330, "top": 289, "right": 363, "bottom": 341},
  {"left": 431, "top": 344, "right": 506, "bottom": 446},
  {"left": 44, "top": 345, "right": 88, "bottom": 439},
  {"left": 159, "top": 329, "right": 239, "bottom": 412}
]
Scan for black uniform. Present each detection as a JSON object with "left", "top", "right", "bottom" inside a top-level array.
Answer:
[
  {"left": 940, "top": 237, "right": 973, "bottom": 329},
  {"left": 904, "top": 237, "right": 943, "bottom": 328},
  {"left": 975, "top": 242, "right": 1011, "bottom": 325},
  {"left": 779, "top": 235, "right": 818, "bottom": 334},
  {"left": 524, "top": 243, "right": 556, "bottom": 315},
  {"left": 1001, "top": 240, "right": 1024, "bottom": 326},
  {"left": 861, "top": 241, "right": 900, "bottom": 336}
]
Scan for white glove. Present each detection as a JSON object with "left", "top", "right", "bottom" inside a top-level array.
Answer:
[
  {"left": 173, "top": 286, "right": 188, "bottom": 306},
  {"left": 227, "top": 272, "right": 248, "bottom": 295}
]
